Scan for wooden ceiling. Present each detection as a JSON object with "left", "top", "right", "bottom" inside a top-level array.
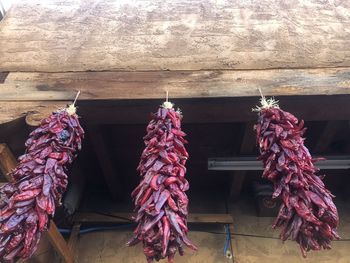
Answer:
[
  {"left": 0, "top": 1, "right": 350, "bottom": 126},
  {"left": 1, "top": 0, "right": 350, "bottom": 200}
]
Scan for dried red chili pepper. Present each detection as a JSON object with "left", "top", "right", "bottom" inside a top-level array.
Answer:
[
  {"left": 127, "top": 101, "right": 197, "bottom": 262},
  {"left": 0, "top": 103, "right": 84, "bottom": 262},
  {"left": 254, "top": 95, "right": 339, "bottom": 257}
]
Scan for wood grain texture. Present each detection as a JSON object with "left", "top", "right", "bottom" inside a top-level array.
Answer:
[
  {"left": 1, "top": 68, "right": 350, "bottom": 101},
  {"left": 47, "top": 223, "right": 74, "bottom": 263},
  {"left": 1, "top": 0, "right": 350, "bottom": 72},
  {"left": 7, "top": 94, "right": 350, "bottom": 127},
  {"left": 0, "top": 144, "right": 17, "bottom": 181},
  {"left": 0, "top": 101, "right": 66, "bottom": 125},
  {"left": 1, "top": 68, "right": 350, "bottom": 125},
  {"left": 68, "top": 223, "right": 81, "bottom": 252}
]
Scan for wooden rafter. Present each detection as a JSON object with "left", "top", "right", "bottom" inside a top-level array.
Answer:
[
  {"left": 0, "top": 144, "right": 17, "bottom": 181},
  {"left": 0, "top": 95, "right": 348, "bottom": 127},
  {"left": 229, "top": 122, "right": 256, "bottom": 200},
  {"left": 1, "top": 69, "right": 350, "bottom": 101},
  {"left": 68, "top": 223, "right": 81, "bottom": 262}
]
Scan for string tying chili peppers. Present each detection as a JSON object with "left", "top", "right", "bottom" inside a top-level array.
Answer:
[
  {"left": 254, "top": 89, "right": 340, "bottom": 257},
  {"left": 0, "top": 92, "right": 84, "bottom": 262},
  {"left": 128, "top": 95, "right": 197, "bottom": 262}
]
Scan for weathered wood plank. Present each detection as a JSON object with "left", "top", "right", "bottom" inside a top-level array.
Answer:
[
  {"left": 0, "top": 144, "right": 17, "bottom": 181},
  {"left": 1, "top": 68, "right": 350, "bottom": 125},
  {"left": 0, "top": 101, "right": 66, "bottom": 125},
  {"left": 47, "top": 223, "right": 74, "bottom": 263},
  {"left": 1, "top": 69, "right": 350, "bottom": 101},
  {"left": 0, "top": 95, "right": 347, "bottom": 127},
  {"left": 1, "top": 0, "right": 350, "bottom": 72},
  {"left": 68, "top": 223, "right": 81, "bottom": 262},
  {"left": 74, "top": 212, "right": 233, "bottom": 224}
]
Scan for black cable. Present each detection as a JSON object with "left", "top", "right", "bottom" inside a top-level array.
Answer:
[
  {"left": 195, "top": 230, "right": 350, "bottom": 241},
  {"left": 82, "top": 211, "right": 350, "bottom": 242},
  {"left": 224, "top": 199, "right": 234, "bottom": 258}
]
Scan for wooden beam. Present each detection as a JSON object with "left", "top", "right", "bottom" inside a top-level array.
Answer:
[
  {"left": 88, "top": 126, "right": 122, "bottom": 200},
  {"left": 0, "top": 143, "right": 17, "bottom": 182},
  {"left": 12, "top": 94, "right": 350, "bottom": 127},
  {"left": 68, "top": 223, "right": 81, "bottom": 262},
  {"left": 0, "top": 68, "right": 347, "bottom": 126},
  {"left": 1, "top": 69, "right": 350, "bottom": 101},
  {"left": 229, "top": 122, "right": 256, "bottom": 201},
  {"left": 74, "top": 212, "right": 233, "bottom": 224},
  {"left": 0, "top": 101, "right": 66, "bottom": 125},
  {"left": 0, "top": 143, "right": 74, "bottom": 263},
  {"left": 1, "top": 1, "right": 350, "bottom": 72},
  {"left": 47, "top": 223, "right": 74, "bottom": 263}
]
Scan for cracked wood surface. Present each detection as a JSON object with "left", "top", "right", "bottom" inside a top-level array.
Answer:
[
  {"left": 1, "top": 68, "right": 350, "bottom": 101},
  {"left": 0, "top": 68, "right": 350, "bottom": 125},
  {"left": 1, "top": 0, "right": 350, "bottom": 72}
]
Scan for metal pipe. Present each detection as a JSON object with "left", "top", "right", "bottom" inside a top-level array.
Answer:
[{"left": 208, "top": 156, "right": 350, "bottom": 171}]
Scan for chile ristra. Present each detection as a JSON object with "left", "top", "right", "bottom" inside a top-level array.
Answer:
[
  {"left": 0, "top": 103, "right": 84, "bottom": 262},
  {"left": 128, "top": 101, "right": 197, "bottom": 263},
  {"left": 254, "top": 96, "right": 339, "bottom": 257}
]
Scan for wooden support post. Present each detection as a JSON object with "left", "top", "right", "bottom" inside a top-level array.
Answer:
[
  {"left": 88, "top": 126, "right": 122, "bottom": 200},
  {"left": 0, "top": 143, "right": 75, "bottom": 263},
  {"left": 229, "top": 122, "right": 256, "bottom": 201},
  {"left": 0, "top": 143, "right": 17, "bottom": 182},
  {"left": 68, "top": 223, "right": 81, "bottom": 252},
  {"left": 67, "top": 223, "right": 81, "bottom": 263},
  {"left": 47, "top": 223, "right": 74, "bottom": 263}
]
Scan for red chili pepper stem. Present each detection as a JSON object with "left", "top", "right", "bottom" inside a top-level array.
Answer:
[
  {"left": 253, "top": 88, "right": 280, "bottom": 112},
  {"left": 66, "top": 90, "right": 81, "bottom": 115},
  {"left": 162, "top": 90, "right": 174, "bottom": 109}
]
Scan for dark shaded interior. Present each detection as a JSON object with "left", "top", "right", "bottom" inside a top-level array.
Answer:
[{"left": 1, "top": 96, "right": 350, "bottom": 218}]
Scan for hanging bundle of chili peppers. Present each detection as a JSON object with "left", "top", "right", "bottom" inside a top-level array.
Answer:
[
  {"left": 254, "top": 94, "right": 339, "bottom": 257},
  {"left": 0, "top": 101, "right": 84, "bottom": 262},
  {"left": 128, "top": 100, "right": 197, "bottom": 262}
]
